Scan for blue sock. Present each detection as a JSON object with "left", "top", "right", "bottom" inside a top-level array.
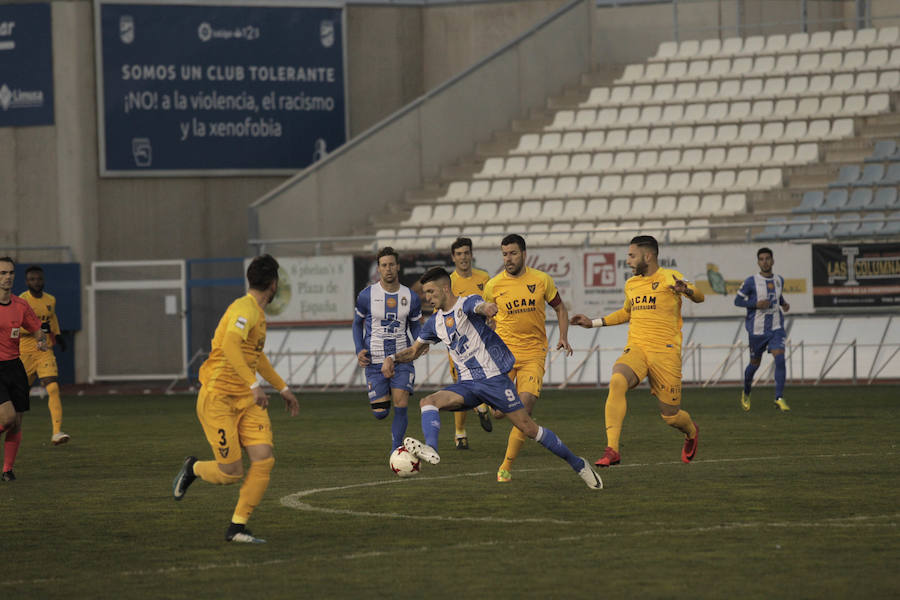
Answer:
[
  {"left": 743, "top": 362, "right": 759, "bottom": 394},
  {"left": 774, "top": 354, "right": 786, "bottom": 398},
  {"left": 391, "top": 406, "right": 408, "bottom": 451},
  {"left": 536, "top": 426, "right": 584, "bottom": 472},
  {"left": 421, "top": 406, "right": 441, "bottom": 450}
]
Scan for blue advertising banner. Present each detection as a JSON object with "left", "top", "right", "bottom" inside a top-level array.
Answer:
[
  {"left": 0, "top": 3, "right": 54, "bottom": 127},
  {"left": 96, "top": 1, "right": 346, "bottom": 175}
]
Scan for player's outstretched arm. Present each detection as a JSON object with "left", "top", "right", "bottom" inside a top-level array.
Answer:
[
  {"left": 570, "top": 314, "right": 594, "bottom": 328},
  {"left": 382, "top": 340, "right": 429, "bottom": 378},
  {"left": 474, "top": 301, "right": 498, "bottom": 318}
]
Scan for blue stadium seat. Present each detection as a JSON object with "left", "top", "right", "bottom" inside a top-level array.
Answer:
[
  {"left": 820, "top": 189, "right": 849, "bottom": 212},
  {"left": 870, "top": 187, "right": 898, "bottom": 210},
  {"left": 857, "top": 212, "right": 885, "bottom": 236},
  {"left": 832, "top": 214, "right": 861, "bottom": 238},
  {"left": 754, "top": 217, "right": 787, "bottom": 241},
  {"left": 884, "top": 163, "right": 900, "bottom": 184},
  {"left": 843, "top": 188, "right": 873, "bottom": 211},
  {"left": 783, "top": 216, "right": 811, "bottom": 238},
  {"left": 852, "top": 163, "right": 885, "bottom": 187},
  {"left": 793, "top": 190, "right": 824, "bottom": 213},
  {"left": 865, "top": 140, "right": 897, "bottom": 162},
  {"left": 828, "top": 165, "right": 860, "bottom": 188},
  {"left": 881, "top": 211, "right": 900, "bottom": 236},
  {"left": 796, "top": 216, "right": 833, "bottom": 239}
]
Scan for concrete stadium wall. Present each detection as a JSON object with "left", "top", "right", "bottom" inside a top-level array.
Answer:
[{"left": 252, "top": 0, "right": 592, "bottom": 250}]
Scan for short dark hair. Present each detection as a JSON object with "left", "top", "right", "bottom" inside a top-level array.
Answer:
[
  {"left": 420, "top": 267, "right": 451, "bottom": 286},
  {"left": 246, "top": 254, "right": 280, "bottom": 291},
  {"left": 630, "top": 235, "right": 659, "bottom": 255},
  {"left": 450, "top": 237, "right": 473, "bottom": 254},
  {"left": 25, "top": 265, "right": 43, "bottom": 275},
  {"left": 500, "top": 234, "right": 526, "bottom": 252},
  {"left": 757, "top": 247, "right": 774, "bottom": 259},
  {"left": 0, "top": 256, "right": 15, "bottom": 267},
  {"left": 376, "top": 246, "right": 399, "bottom": 264}
]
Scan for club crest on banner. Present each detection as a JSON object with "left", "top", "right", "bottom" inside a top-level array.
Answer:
[{"left": 119, "top": 15, "right": 134, "bottom": 44}]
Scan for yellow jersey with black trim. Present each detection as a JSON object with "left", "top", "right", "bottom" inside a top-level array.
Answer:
[
  {"left": 450, "top": 268, "right": 490, "bottom": 298},
  {"left": 483, "top": 267, "right": 558, "bottom": 359},
  {"left": 619, "top": 267, "right": 702, "bottom": 352},
  {"left": 199, "top": 294, "right": 267, "bottom": 395},
  {"left": 19, "top": 290, "right": 61, "bottom": 352}
]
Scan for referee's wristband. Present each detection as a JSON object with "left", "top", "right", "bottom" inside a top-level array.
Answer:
[{"left": 591, "top": 318, "right": 605, "bottom": 328}]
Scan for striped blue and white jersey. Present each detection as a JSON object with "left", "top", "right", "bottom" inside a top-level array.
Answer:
[
  {"left": 734, "top": 274, "right": 786, "bottom": 336},
  {"left": 418, "top": 295, "right": 515, "bottom": 381},
  {"left": 354, "top": 282, "right": 422, "bottom": 364}
]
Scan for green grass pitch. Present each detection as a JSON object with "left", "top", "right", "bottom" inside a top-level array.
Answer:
[{"left": 3, "top": 385, "right": 898, "bottom": 599}]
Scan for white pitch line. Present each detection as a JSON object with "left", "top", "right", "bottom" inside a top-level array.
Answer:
[{"left": 281, "top": 450, "right": 897, "bottom": 524}]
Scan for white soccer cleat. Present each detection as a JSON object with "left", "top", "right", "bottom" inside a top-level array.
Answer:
[
  {"left": 403, "top": 437, "right": 440, "bottom": 465},
  {"left": 578, "top": 458, "right": 603, "bottom": 490},
  {"left": 51, "top": 432, "right": 71, "bottom": 446}
]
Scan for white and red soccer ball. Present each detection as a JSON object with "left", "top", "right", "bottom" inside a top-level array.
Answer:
[{"left": 389, "top": 446, "right": 420, "bottom": 477}]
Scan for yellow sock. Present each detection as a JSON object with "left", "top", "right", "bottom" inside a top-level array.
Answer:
[
  {"left": 500, "top": 426, "right": 528, "bottom": 471},
  {"left": 46, "top": 382, "right": 63, "bottom": 435},
  {"left": 232, "top": 457, "right": 274, "bottom": 525},
  {"left": 661, "top": 410, "right": 696, "bottom": 438},
  {"left": 605, "top": 373, "right": 629, "bottom": 452},
  {"left": 454, "top": 411, "right": 467, "bottom": 438},
  {"left": 194, "top": 460, "right": 242, "bottom": 485}
]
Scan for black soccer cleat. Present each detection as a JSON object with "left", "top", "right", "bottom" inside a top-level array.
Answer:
[
  {"left": 1, "top": 470, "right": 15, "bottom": 482},
  {"left": 172, "top": 456, "right": 198, "bottom": 501},
  {"left": 456, "top": 436, "right": 469, "bottom": 450},
  {"left": 477, "top": 408, "right": 493, "bottom": 433}
]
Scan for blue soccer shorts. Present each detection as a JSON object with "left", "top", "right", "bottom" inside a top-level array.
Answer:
[
  {"left": 365, "top": 362, "right": 415, "bottom": 401},
  {"left": 748, "top": 329, "right": 786, "bottom": 359},
  {"left": 444, "top": 373, "right": 525, "bottom": 414}
]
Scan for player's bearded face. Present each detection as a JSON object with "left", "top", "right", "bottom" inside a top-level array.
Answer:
[
  {"left": 378, "top": 258, "right": 399, "bottom": 284},
  {"left": 626, "top": 245, "right": 648, "bottom": 276},
  {"left": 758, "top": 254, "right": 774, "bottom": 275},
  {"left": 26, "top": 271, "right": 44, "bottom": 294},
  {"left": 502, "top": 244, "right": 525, "bottom": 276}
]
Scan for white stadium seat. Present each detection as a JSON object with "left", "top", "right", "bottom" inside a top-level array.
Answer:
[
  {"left": 497, "top": 201, "right": 520, "bottom": 222},
  {"left": 608, "top": 197, "right": 631, "bottom": 217},
  {"left": 519, "top": 200, "right": 542, "bottom": 222},
  {"left": 406, "top": 205, "right": 432, "bottom": 226},
  {"left": 526, "top": 155, "right": 548, "bottom": 173},
  {"left": 454, "top": 203, "right": 476, "bottom": 222},
  {"left": 560, "top": 198, "right": 586, "bottom": 221},
  {"left": 511, "top": 178, "right": 535, "bottom": 199},
  {"left": 655, "top": 195, "right": 677, "bottom": 215},
  {"left": 698, "top": 38, "right": 721, "bottom": 56},
  {"left": 474, "top": 202, "right": 498, "bottom": 223},
  {"left": 721, "top": 37, "right": 743, "bottom": 55},
  {"left": 559, "top": 134, "right": 582, "bottom": 151},
  {"left": 585, "top": 198, "right": 609, "bottom": 219}
]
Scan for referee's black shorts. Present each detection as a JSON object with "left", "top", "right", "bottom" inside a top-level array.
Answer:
[{"left": 0, "top": 358, "right": 30, "bottom": 413}]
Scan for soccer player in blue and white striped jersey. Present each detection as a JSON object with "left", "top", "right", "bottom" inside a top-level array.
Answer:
[
  {"left": 734, "top": 247, "right": 791, "bottom": 412},
  {"left": 382, "top": 267, "right": 602, "bottom": 489},
  {"left": 352, "top": 247, "right": 423, "bottom": 452}
]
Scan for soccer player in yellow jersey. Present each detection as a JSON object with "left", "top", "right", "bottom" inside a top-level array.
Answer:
[
  {"left": 172, "top": 255, "right": 299, "bottom": 544},
  {"left": 570, "top": 235, "right": 704, "bottom": 467},
  {"left": 19, "top": 265, "right": 70, "bottom": 445},
  {"left": 482, "top": 234, "right": 572, "bottom": 483},
  {"left": 448, "top": 237, "right": 492, "bottom": 449}
]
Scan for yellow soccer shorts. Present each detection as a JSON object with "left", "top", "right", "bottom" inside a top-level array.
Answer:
[
  {"left": 614, "top": 345, "right": 683, "bottom": 406},
  {"left": 508, "top": 354, "right": 546, "bottom": 397},
  {"left": 20, "top": 350, "right": 59, "bottom": 382},
  {"left": 196, "top": 386, "right": 274, "bottom": 465}
]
